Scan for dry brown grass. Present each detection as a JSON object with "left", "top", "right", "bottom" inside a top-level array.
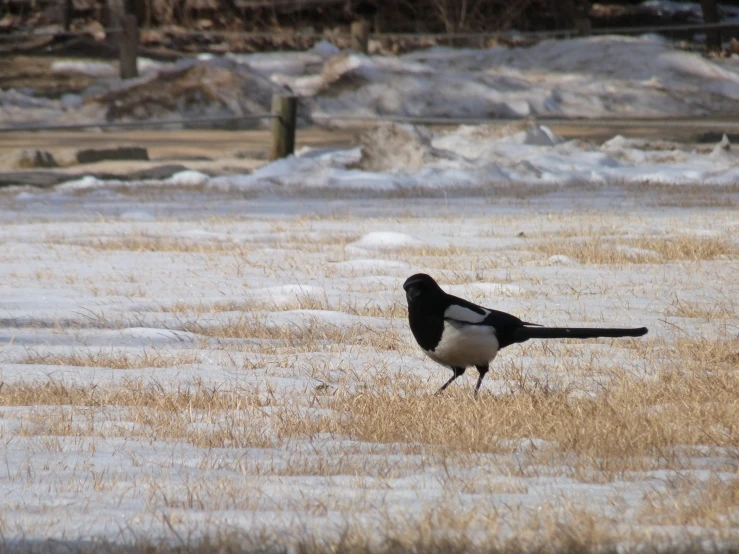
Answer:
[
  {"left": 160, "top": 297, "right": 407, "bottom": 319},
  {"left": 277, "top": 336, "right": 739, "bottom": 471},
  {"left": 642, "top": 475, "right": 739, "bottom": 528},
  {"left": 527, "top": 226, "right": 629, "bottom": 239},
  {"left": 7, "top": 504, "right": 729, "bottom": 554},
  {"left": 19, "top": 348, "right": 200, "bottom": 369},
  {"left": 181, "top": 317, "right": 407, "bottom": 352},
  {"left": 5, "top": 205, "right": 739, "bottom": 551},
  {"left": 13, "top": 406, "right": 275, "bottom": 449},
  {"left": 644, "top": 185, "right": 739, "bottom": 208},
  {"left": 3, "top": 337, "right": 739, "bottom": 549},
  {"left": 1, "top": 379, "right": 275, "bottom": 448},
  {"left": 0, "top": 379, "right": 260, "bottom": 410},
  {"left": 340, "top": 302, "right": 407, "bottom": 319},
  {"left": 389, "top": 245, "right": 478, "bottom": 258},
  {"left": 2, "top": 373, "right": 445, "bottom": 468},
  {"left": 47, "top": 229, "right": 358, "bottom": 254},
  {"left": 69, "top": 235, "right": 248, "bottom": 254},
  {"left": 670, "top": 336, "right": 739, "bottom": 371},
  {"left": 381, "top": 245, "right": 506, "bottom": 271},
  {"left": 529, "top": 234, "right": 738, "bottom": 264},
  {"left": 665, "top": 297, "right": 737, "bottom": 320}
]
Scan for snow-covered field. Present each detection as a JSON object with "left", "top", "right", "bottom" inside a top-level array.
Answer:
[
  {"left": 2, "top": 15, "right": 739, "bottom": 549},
  {"left": 1, "top": 125, "right": 738, "bottom": 551}
]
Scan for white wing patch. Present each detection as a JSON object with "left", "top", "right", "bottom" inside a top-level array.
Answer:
[
  {"left": 444, "top": 304, "right": 489, "bottom": 324},
  {"left": 424, "top": 320, "right": 499, "bottom": 368}
]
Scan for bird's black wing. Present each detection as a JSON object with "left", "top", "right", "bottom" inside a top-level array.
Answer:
[
  {"left": 441, "top": 293, "right": 647, "bottom": 349},
  {"left": 443, "top": 294, "right": 532, "bottom": 349},
  {"left": 479, "top": 308, "right": 533, "bottom": 349}
]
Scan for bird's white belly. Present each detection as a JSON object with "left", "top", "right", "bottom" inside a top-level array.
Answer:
[{"left": 424, "top": 321, "right": 499, "bottom": 368}]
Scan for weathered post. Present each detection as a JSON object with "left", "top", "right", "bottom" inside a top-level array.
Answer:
[
  {"left": 64, "top": 0, "right": 73, "bottom": 31},
  {"left": 555, "top": 0, "right": 591, "bottom": 36},
  {"left": 119, "top": 12, "right": 139, "bottom": 79},
  {"left": 270, "top": 95, "right": 297, "bottom": 160},
  {"left": 575, "top": 0, "right": 591, "bottom": 36},
  {"left": 700, "top": 0, "right": 722, "bottom": 52},
  {"left": 575, "top": 14, "right": 591, "bottom": 36},
  {"left": 351, "top": 19, "right": 370, "bottom": 54}
]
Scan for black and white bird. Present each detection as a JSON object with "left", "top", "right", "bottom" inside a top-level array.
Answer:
[{"left": 403, "top": 273, "right": 648, "bottom": 395}]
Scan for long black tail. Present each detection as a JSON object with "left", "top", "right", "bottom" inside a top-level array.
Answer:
[{"left": 513, "top": 326, "right": 648, "bottom": 341}]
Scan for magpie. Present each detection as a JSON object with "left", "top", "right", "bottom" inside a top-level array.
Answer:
[{"left": 403, "top": 273, "right": 648, "bottom": 395}]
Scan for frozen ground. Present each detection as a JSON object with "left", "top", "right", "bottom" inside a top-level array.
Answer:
[
  {"left": 1, "top": 119, "right": 738, "bottom": 551},
  {"left": 4, "top": 33, "right": 739, "bottom": 128},
  {"left": 2, "top": 5, "right": 739, "bottom": 548},
  {"left": 14, "top": 120, "right": 735, "bottom": 196}
]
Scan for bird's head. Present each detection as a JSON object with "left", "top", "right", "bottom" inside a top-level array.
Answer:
[{"left": 402, "top": 273, "right": 443, "bottom": 304}]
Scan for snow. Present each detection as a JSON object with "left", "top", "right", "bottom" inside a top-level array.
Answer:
[
  {"left": 281, "top": 34, "right": 739, "bottom": 120},
  {"left": 166, "top": 170, "right": 211, "bottom": 187},
  {"left": 640, "top": 0, "right": 739, "bottom": 21},
  {"left": 249, "top": 284, "right": 328, "bottom": 305},
  {"left": 47, "top": 121, "right": 739, "bottom": 194},
  {"left": 448, "top": 282, "right": 527, "bottom": 298},
  {"left": 51, "top": 58, "right": 168, "bottom": 77},
  {"left": 5, "top": 33, "right": 739, "bottom": 128},
  {"left": 57, "top": 175, "right": 107, "bottom": 190},
  {"left": 348, "top": 232, "right": 426, "bottom": 250},
  {"left": 0, "top": 188, "right": 738, "bottom": 549},
  {"left": 333, "top": 259, "right": 411, "bottom": 272},
  {"left": 548, "top": 255, "right": 579, "bottom": 266},
  {"left": 310, "top": 40, "right": 342, "bottom": 57}
]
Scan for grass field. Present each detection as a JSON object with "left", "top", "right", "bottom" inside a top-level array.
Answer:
[{"left": 0, "top": 184, "right": 737, "bottom": 553}]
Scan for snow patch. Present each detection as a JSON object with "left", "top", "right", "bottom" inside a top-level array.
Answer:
[
  {"left": 311, "top": 40, "right": 341, "bottom": 57},
  {"left": 57, "top": 175, "right": 107, "bottom": 190},
  {"left": 249, "top": 284, "right": 327, "bottom": 305},
  {"left": 167, "top": 170, "right": 211, "bottom": 187},
  {"left": 447, "top": 282, "right": 526, "bottom": 298},
  {"left": 332, "top": 259, "right": 411, "bottom": 272},
  {"left": 119, "top": 210, "right": 156, "bottom": 221},
  {"left": 119, "top": 327, "right": 198, "bottom": 342},
  {"left": 548, "top": 255, "right": 579, "bottom": 265},
  {"left": 348, "top": 232, "right": 426, "bottom": 251}
]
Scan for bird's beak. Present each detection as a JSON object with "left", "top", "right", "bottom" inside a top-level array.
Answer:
[{"left": 405, "top": 285, "right": 422, "bottom": 302}]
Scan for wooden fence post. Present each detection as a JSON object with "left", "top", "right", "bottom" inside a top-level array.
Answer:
[
  {"left": 270, "top": 95, "right": 297, "bottom": 160},
  {"left": 700, "top": 0, "right": 722, "bottom": 52},
  {"left": 64, "top": 0, "right": 73, "bottom": 31},
  {"left": 555, "top": 0, "right": 591, "bottom": 37},
  {"left": 351, "top": 19, "right": 369, "bottom": 53},
  {"left": 119, "top": 13, "right": 139, "bottom": 79},
  {"left": 575, "top": 16, "right": 591, "bottom": 36}
]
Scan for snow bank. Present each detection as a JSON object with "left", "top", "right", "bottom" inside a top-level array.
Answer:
[
  {"left": 273, "top": 34, "right": 739, "bottom": 120},
  {"left": 5, "top": 34, "right": 739, "bottom": 129},
  {"left": 49, "top": 122, "right": 739, "bottom": 192}
]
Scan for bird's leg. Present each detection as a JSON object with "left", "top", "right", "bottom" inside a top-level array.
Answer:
[
  {"left": 474, "top": 364, "right": 489, "bottom": 396},
  {"left": 436, "top": 366, "right": 466, "bottom": 395}
]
